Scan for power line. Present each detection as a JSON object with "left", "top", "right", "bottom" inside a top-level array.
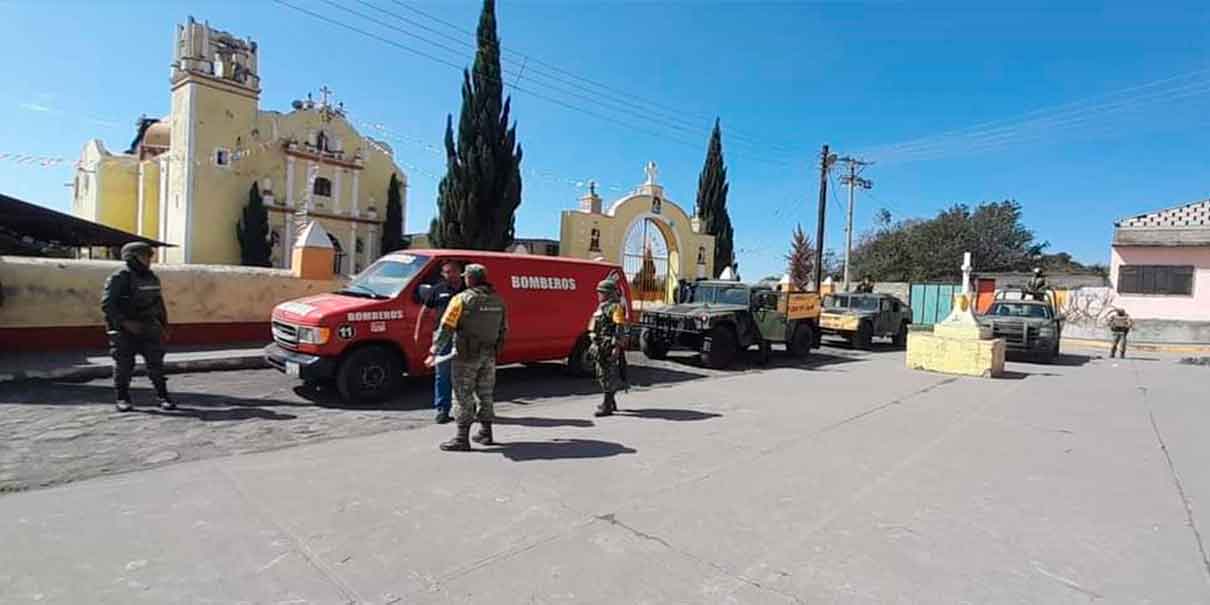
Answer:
[
  {"left": 858, "top": 68, "right": 1210, "bottom": 163},
  {"left": 382, "top": 0, "right": 802, "bottom": 155},
  {"left": 276, "top": 0, "right": 791, "bottom": 166}
]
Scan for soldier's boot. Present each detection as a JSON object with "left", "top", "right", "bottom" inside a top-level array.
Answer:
[
  {"left": 115, "top": 390, "right": 133, "bottom": 413},
  {"left": 471, "top": 422, "right": 494, "bottom": 445},
  {"left": 440, "top": 424, "right": 473, "bottom": 452},
  {"left": 594, "top": 393, "right": 615, "bottom": 417}
]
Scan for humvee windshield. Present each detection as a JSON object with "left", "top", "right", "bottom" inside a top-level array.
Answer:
[
  {"left": 825, "top": 295, "right": 879, "bottom": 311},
  {"left": 691, "top": 284, "right": 750, "bottom": 306}
]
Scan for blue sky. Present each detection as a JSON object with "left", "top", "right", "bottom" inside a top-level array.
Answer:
[{"left": 3, "top": 1, "right": 1209, "bottom": 279}]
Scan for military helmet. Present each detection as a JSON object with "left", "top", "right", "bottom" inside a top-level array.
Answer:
[
  {"left": 120, "top": 241, "right": 153, "bottom": 260},
  {"left": 461, "top": 263, "right": 487, "bottom": 281},
  {"left": 1032, "top": 267, "right": 1043, "bottom": 274},
  {"left": 596, "top": 278, "right": 618, "bottom": 294}
]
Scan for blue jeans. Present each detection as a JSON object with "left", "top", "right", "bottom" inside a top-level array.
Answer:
[{"left": 434, "top": 340, "right": 453, "bottom": 412}]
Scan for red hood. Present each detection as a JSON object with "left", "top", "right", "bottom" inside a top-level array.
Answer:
[{"left": 273, "top": 293, "right": 394, "bottom": 325}]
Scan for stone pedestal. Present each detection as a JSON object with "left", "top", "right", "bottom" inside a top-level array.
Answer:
[
  {"left": 906, "top": 291, "right": 1005, "bottom": 378},
  {"left": 291, "top": 221, "right": 335, "bottom": 281}
]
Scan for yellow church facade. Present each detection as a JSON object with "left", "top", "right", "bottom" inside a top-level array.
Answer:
[
  {"left": 72, "top": 17, "right": 406, "bottom": 273},
  {"left": 560, "top": 163, "right": 716, "bottom": 303}
]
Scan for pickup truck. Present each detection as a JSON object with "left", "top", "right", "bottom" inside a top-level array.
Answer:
[{"left": 976, "top": 297, "right": 1062, "bottom": 362}]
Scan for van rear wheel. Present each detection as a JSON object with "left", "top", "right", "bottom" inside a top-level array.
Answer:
[
  {"left": 566, "top": 334, "right": 594, "bottom": 378},
  {"left": 337, "top": 345, "right": 402, "bottom": 404}
]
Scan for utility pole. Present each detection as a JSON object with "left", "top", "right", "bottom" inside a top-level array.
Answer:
[
  {"left": 837, "top": 156, "right": 872, "bottom": 292},
  {"left": 814, "top": 145, "right": 835, "bottom": 292}
]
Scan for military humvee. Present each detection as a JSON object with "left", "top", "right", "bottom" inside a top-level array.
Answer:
[
  {"left": 637, "top": 280, "right": 821, "bottom": 369},
  {"left": 819, "top": 292, "right": 912, "bottom": 350}
]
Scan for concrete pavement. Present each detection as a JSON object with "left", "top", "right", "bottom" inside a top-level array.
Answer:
[{"left": 2, "top": 348, "right": 1209, "bottom": 603}]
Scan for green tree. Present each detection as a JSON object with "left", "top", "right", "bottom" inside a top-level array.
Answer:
[
  {"left": 785, "top": 223, "right": 815, "bottom": 291},
  {"left": 429, "top": 0, "right": 523, "bottom": 250},
  {"left": 381, "top": 173, "right": 404, "bottom": 254},
  {"left": 850, "top": 201, "right": 1047, "bottom": 282},
  {"left": 236, "top": 182, "right": 272, "bottom": 267},
  {"left": 694, "top": 118, "right": 733, "bottom": 276}
]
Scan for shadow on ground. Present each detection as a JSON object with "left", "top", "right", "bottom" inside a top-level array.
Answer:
[
  {"left": 654, "top": 347, "right": 868, "bottom": 374},
  {"left": 1007, "top": 353, "right": 1092, "bottom": 367},
  {"left": 616, "top": 408, "right": 722, "bottom": 421},
  {"left": 0, "top": 383, "right": 299, "bottom": 422},
  {"left": 484, "top": 438, "right": 637, "bottom": 462},
  {"left": 297, "top": 360, "right": 712, "bottom": 410},
  {"left": 494, "top": 416, "right": 595, "bottom": 428}
]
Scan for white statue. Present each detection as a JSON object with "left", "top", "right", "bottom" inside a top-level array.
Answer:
[{"left": 644, "top": 161, "right": 658, "bottom": 185}]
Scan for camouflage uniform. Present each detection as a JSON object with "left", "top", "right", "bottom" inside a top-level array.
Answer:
[
  {"left": 1026, "top": 269, "right": 1049, "bottom": 301},
  {"left": 1109, "top": 310, "right": 1133, "bottom": 359},
  {"left": 101, "top": 242, "right": 173, "bottom": 412},
  {"left": 590, "top": 279, "right": 628, "bottom": 416},
  {"left": 432, "top": 264, "right": 508, "bottom": 451}
]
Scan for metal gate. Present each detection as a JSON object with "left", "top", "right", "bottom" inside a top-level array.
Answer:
[
  {"left": 623, "top": 218, "right": 670, "bottom": 309},
  {"left": 909, "top": 282, "right": 960, "bottom": 326}
]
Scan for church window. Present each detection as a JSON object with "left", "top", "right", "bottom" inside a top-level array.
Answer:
[
  {"left": 313, "top": 177, "right": 332, "bottom": 197},
  {"left": 214, "top": 148, "right": 231, "bottom": 167}
]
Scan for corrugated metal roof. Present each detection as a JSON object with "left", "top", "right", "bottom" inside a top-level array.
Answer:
[{"left": 0, "top": 193, "right": 172, "bottom": 248}]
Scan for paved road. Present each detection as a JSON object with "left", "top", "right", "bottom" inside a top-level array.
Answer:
[
  {"left": 2, "top": 347, "right": 1208, "bottom": 603},
  {"left": 0, "top": 346, "right": 857, "bottom": 492}
]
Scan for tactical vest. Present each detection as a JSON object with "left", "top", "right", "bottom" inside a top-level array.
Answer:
[
  {"left": 590, "top": 301, "right": 622, "bottom": 344},
  {"left": 455, "top": 286, "right": 506, "bottom": 354},
  {"left": 1109, "top": 315, "right": 1131, "bottom": 331}
]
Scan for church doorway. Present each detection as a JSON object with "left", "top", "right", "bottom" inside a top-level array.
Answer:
[{"left": 622, "top": 217, "right": 678, "bottom": 309}]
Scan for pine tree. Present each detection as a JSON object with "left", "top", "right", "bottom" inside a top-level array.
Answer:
[
  {"left": 786, "top": 223, "right": 815, "bottom": 291},
  {"left": 236, "top": 182, "right": 272, "bottom": 267},
  {"left": 429, "top": 0, "right": 523, "bottom": 250},
  {"left": 695, "top": 118, "right": 733, "bottom": 276},
  {"left": 381, "top": 173, "right": 404, "bottom": 254},
  {"left": 632, "top": 245, "right": 660, "bottom": 298}
]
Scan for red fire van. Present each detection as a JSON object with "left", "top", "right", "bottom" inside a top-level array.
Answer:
[{"left": 265, "top": 250, "right": 633, "bottom": 403}]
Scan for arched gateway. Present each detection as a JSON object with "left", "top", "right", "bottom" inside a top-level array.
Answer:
[{"left": 560, "top": 163, "right": 716, "bottom": 307}]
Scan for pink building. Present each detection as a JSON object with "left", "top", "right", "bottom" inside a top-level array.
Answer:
[{"left": 1111, "top": 199, "right": 1210, "bottom": 343}]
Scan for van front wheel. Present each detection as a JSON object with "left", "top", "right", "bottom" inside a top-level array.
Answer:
[{"left": 337, "top": 345, "right": 402, "bottom": 404}]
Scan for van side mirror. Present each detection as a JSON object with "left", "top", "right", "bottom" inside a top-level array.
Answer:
[{"left": 415, "top": 283, "right": 433, "bottom": 304}]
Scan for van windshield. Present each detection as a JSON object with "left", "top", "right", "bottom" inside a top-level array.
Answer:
[{"left": 341, "top": 254, "right": 429, "bottom": 299}]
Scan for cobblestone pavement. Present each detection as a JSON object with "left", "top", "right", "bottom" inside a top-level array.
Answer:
[{"left": 0, "top": 347, "right": 870, "bottom": 493}]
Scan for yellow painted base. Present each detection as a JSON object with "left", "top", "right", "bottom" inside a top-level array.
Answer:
[
  {"left": 933, "top": 322, "right": 992, "bottom": 340},
  {"left": 292, "top": 247, "right": 335, "bottom": 281},
  {"left": 906, "top": 331, "right": 1006, "bottom": 378}
]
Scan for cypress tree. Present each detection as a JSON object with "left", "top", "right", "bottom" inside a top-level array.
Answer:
[
  {"left": 786, "top": 223, "right": 815, "bottom": 291},
  {"left": 429, "top": 0, "right": 523, "bottom": 250},
  {"left": 695, "top": 118, "right": 734, "bottom": 276},
  {"left": 381, "top": 173, "right": 404, "bottom": 254},
  {"left": 236, "top": 182, "right": 272, "bottom": 267}
]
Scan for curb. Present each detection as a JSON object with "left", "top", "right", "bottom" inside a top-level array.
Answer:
[
  {"left": 0, "top": 354, "right": 268, "bottom": 385},
  {"left": 1062, "top": 337, "right": 1210, "bottom": 355}
]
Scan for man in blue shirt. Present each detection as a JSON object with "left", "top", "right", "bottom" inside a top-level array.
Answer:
[{"left": 415, "top": 261, "right": 464, "bottom": 423}]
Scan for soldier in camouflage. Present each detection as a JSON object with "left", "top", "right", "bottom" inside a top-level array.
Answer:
[
  {"left": 427, "top": 263, "right": 508, "bottom": 451},
  {"left": 1108, "top": 307, "right": 1133, "bottom": 359},
  {"left": 101, "top": 241, "right": 174, "bottom": 412},
  {"left": 589, "top": 278, "right": 629, "bottom": 417}
]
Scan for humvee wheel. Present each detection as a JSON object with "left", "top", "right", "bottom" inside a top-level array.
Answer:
[
  {"left": 790, "top": 324, "right": 814, "bottom": 358},
  {"left": 855, "top": 321, "right": 874, "bottom": 350},
  {"left": 700, "top": 326, "right": 737, "bottom": 369},
  {"left": 639, "top": 328, "right": 669, "bottom": 360},
  {"left": 892, "top": 322, "right": 908, "bottom": 348}
]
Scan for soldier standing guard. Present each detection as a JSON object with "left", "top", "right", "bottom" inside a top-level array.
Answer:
[
  {"left": 1025, "top": 267, "right": 1049, "bottom": 301},
  {"left": 590, "top": 278, "right": 629, "bottom": 417},
  {"left": 1108, "top": 308, "right": 1134, "bottom": 359},
  {"left": 101, "top": 242, "right": 174, "bottom": 412},
  {"left": 427, "top": 264, "right": 508, "bottom": 452}
]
